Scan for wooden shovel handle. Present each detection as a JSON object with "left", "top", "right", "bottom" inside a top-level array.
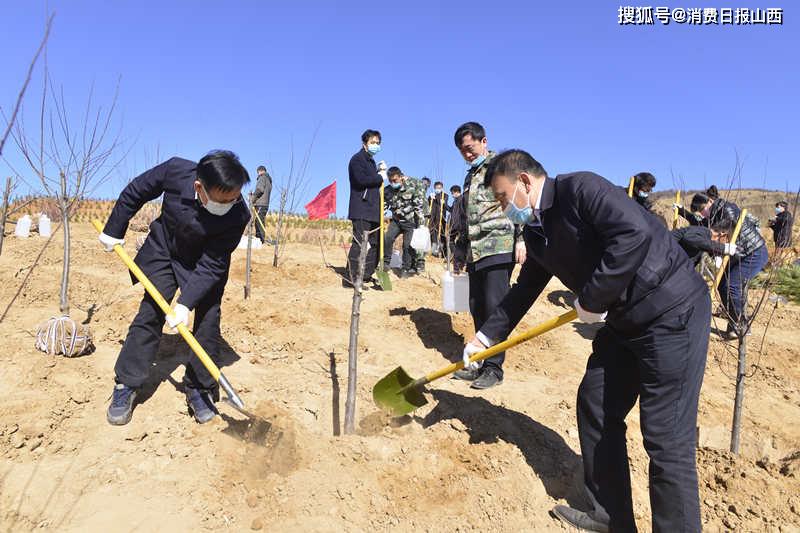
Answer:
[{"left": 714, "top": 208, "right": 747, "bottom": 292}]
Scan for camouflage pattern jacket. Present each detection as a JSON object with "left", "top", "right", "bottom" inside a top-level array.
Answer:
[
  {"left": 387, "top": 177, "right": 425, "bottom": 226},
  {"left": 463, "top": 151, "right": 515, "bottom": 263}
]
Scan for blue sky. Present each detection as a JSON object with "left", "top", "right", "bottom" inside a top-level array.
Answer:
[{"left": 2, "top": 1, "right": 797, "bottom": 217}]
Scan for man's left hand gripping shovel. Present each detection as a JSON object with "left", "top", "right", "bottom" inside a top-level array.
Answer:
[{"left": 92, "top": 220, "right": 257, "bottom": 420}]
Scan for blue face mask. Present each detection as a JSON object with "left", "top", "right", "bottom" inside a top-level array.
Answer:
[
  {"left": 390, "top": 182, "right": 401, "bottom": 189},
  {"left": 367, "top": 143, "right": 381, "bottom": 155},
  {"left": 776, "top": 207, "right": 784, "bottom": 214},
  {"left": 469, "top": 154, "right": 486, "bottom": 168},
  {"left": 637, "top": 190, "right": 649, "bottom": 198},
  {"left": 503, "top": 184, "right": 534, "bottom": 225}
]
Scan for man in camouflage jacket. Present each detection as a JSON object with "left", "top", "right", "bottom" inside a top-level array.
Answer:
[
  {"left": 451, "top": 122, "right": 525, "bottom": 389},
  {"left": 384, "top": 167, "right": 425, "bottom": 276}
]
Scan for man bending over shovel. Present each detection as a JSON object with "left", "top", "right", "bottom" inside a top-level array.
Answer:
[
  {"left": 99, "top": 151, "right": 250, "bottom": 425},
  {"left": 467, "top": 150, "right": 710, "bottom": 532}
]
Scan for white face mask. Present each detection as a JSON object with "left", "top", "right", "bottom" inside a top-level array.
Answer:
[{"left": 200, "top": 184, "right": 236, "bottom": 216}]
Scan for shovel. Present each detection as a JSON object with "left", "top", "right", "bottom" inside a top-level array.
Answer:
[
  {"left": 91, "top": 220, "right": 265, "bottom": 428},
  {"left": 373, "top": 309, "right": 578, "bottom": 416},
  {"left": 375, "top": 184, "right": 392, "bottom": 290}
]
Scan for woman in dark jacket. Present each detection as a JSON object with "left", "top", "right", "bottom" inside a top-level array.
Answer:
[{"left": 694, "top": 194, "right": 768, "bottom": 338}]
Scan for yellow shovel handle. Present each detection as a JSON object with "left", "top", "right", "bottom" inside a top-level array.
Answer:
[
  {"left": 379, "top": 184, "right": 385, "bottom": 260},
  {"left": 251, "top": 206, "right": 268, "bottom": 236},
  {"left": 672, "top": 190, "right": 681, "bottom": 230},
  {"left": 91, "top": 219, "right": 221, "bottom": 382},
  {"left": 714, "top": 208, "right": 747, "bottom": 291},
  {"left": 424, "top": 309, "right": 578, "bottom": 383},
  {"left": 627, "top": 176, "right": 635, "bottom": 198}
]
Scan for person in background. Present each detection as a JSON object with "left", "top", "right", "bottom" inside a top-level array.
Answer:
[
  {"left": 448, "top": 185, "right": 466, "bottom": 272},
  {"left": 429, "top": 181, "right": 449, "bottom": 257},
  {"left": 449, "top": 184, "right": 462, "bottom": 202},
  {"left": 383, "top": 167, "right": 425, "bottom": 278},
  {"left": 631, "top": 172, "right": 656, "bottom": 211},
  {"left": 672, "top": 217, "right": 738, "bottom": 267},
  {"left": 99, "top": 151, "right": 251, "bottom": 426},
  {"left": 346, "top": 129, "right": 387, "bottom": 289},
  {"left": 414, "top": 176, "right": 432, "bottom": 273},
  {"left": 769, "top": 201, "right": 794, "bottom": 263},
  {"left": 252, "top": 165, "right": 272, "bottom": 243},
  {"left": 695, "top": 193, "right": 769, "bottom": 339},
  {"left": 451, "top": 122, "right": 524, "bottom": 389},
  {"left": 471, "top": 149, "right": 709, "bottom": 532},
  {"left": 706, "top": 185, "right": 720, "bottom": 200}
]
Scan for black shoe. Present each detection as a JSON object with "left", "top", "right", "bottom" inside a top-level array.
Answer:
[
  {"left": 186, "top": 387, "right": 218, "bottom": 424},
  {"left": 400, "top": 269, "right": 413, "bottom": 279},
  {"left": 471, "top": 368, "right": 503, "bottom": 390},
  {"left": 107, "top": 382, "right": 138, "bottom": 426},
  {"left": 452, "top": 367, "right": 480, "bottom": 381},
  {"left": 551, "top": 505, "right": 609, "bottom": 533}
]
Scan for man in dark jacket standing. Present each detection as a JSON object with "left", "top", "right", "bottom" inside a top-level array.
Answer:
[
  {"left": 769, "top": 201, "right": 794, "bottom": 258},
  {"left": 252, "top": 164, "right": 272, "bottom": 243},
  {"left": 99, "top": 151, "right": 251, "bottom": 426},
  {"left": 465, "top": 150, "right": 709, "bottom": 532},
  {"left": 347, "top": 129, "right": 386, "bottom": 287},
  {"left": 429, "top": 181, "right": 449, "bottom": 257}
]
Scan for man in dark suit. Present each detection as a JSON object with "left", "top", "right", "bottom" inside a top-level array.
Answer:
[
  {"left": 99, "top": 151, "right": 250, "bottom": 426},
  {"left": 464, "top": 150, "right": 710, "bottom": 532},
  {"left": 346, "top": 129, "right": 386, "bottom": 287},
  {"left": 429, "top": 181, "right": 449, "bottom": 257}
]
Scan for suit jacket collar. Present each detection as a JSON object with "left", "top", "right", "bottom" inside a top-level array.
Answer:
[{"left": 539, "top": 176, "right": 556, "bottom": 211}]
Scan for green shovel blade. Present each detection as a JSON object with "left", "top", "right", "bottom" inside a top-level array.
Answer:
[
  {"left": 372, "top": 366, "right": 427, "bottom": 417},
  {"left": 376, "top": 268, "right": 392, "bottom": 291}
]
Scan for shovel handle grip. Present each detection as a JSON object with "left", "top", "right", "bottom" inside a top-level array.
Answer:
[
  {"left": 423, "top": 309, "right": 578, "bottom": 384},
  {"left": 92, "top": 219, "right": 222, "bottom": 382},
  {"left": 713, "top": 208, "right": 747, "bottom": 292},
  {"left": 627, "top": 176, "right": 635, "bottom": 198}
]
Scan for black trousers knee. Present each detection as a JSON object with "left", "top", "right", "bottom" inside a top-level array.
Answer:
[{"left": 114, "top": 262, "right": 223, "bottom": 392}]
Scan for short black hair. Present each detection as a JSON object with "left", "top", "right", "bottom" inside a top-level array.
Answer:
[
  {"left": 777, "top": 201, "right": 789, "bottom": 208},
  {"left": 484, "top": 149, "right": 547, "bottom": 188},
  {"left": 711, "top": 215, "right": 736, "bottom": 234},
  {"left": 361, "top": 129, "right": 381, "bottom": 144},
  {"left": 450, "top": 185, "right": 461, "bottom": 194},
  {"left": 691, "top": 193, "right": 710, "bottom": 213},
  {"left": 257, "top": 165, "right": 266, "bottom": 172},
  {"left": 421, "top": 176, "right": 430, "bottom": 184},
  {"left": 634, "top": 172, "right": 656, "bottom": 189},
  {"left": 706, "top": 185, "right": 719, "bottom": 199},
  {"left": 196, "top": 150, "right": 250, "bottom": 192},
  {"left": 434, "top": 181, "right": 443, "bottom": 187},
  {"left": 387, "top": 166, "right": 403, "bottom": 179},
  {"left": 454, "top": 122, "right": 486, "bottom": 148}
]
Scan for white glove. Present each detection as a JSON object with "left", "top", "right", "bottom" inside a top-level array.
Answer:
[
  {"left": 574, "top": 298, "right": 607, "bottom": 324},
  {"left": 462, "top": 342, "right": 484, "bottom": 371},
  {"left": 672, "top": 203, "right": 682, "bottom": 209},
  {"left": 714, "top": 256, "right": 724, "bottom": 269},
  {"left": 379, "top": 170, "right": 388, "bottom": 181},
  {"left": 428, "top": 192, "right": 435, "bottom": 199},
  {"left": 723, "top": 243, "right": 737, "bottom": 256},
  {"left": 99, "top": 232, "right": 125, "bottom": 252},
  {"left": 378, "top": 160, "right": 387, "bottom": 172},
  {"left": 165, "top": 304, "right": 190, "bottom": 330}
]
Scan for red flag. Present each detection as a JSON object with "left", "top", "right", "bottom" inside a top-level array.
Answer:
[{"left": 305, "top": 181, "right": 336, "bottom": 220}]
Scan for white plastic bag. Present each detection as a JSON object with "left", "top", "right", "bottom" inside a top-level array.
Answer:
[
  {"left": 389, "top": 250, "right": 402, "bottom": 269},
  {"left": 410, "top": 226, "right": 431, "bottom": 252},
  {"left": 38, "top": 214, "right": 51, "bottom": 238},
  {"left": 14, "top": 215, "right": 31, "bottom": 238}
]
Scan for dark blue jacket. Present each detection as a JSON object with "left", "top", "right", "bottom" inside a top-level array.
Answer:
[
  {"left": 103, "top": 157, "right": 250, "bottom": 310},
  {"left": 672, "top": 226, "right": 726, "bottom": 266},
  {"left": 347, "top": 148, "right": 382, "bottom": 222},
  {"left": 481, "top": 172, "right": 707, "bottom": 339}
]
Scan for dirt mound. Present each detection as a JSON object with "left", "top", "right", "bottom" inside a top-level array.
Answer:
[{"left": 1, "top": 223, "right": 799, "bottom": 531}]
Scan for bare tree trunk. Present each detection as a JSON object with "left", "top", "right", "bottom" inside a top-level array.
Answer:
[
  {"left": 59, "top": 173, "right": 70, "bottom": 316},
  {"left": 730, "top": 331, "right": 747, "bottom": 454},
  {"left": 244, "top": 197, "right": 253, "bottom": 299},
  {"left": 0, "top": 177, "right": 11, "bottom": 256},
  {"left": 273, "top": 189, "right": 287, "bottom": 268},
  {"left": 344, "top": 230, "right": 368, "bottom": 435}
]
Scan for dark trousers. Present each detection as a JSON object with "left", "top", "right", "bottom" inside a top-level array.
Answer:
[
  {"left": 254, "top": 206, "right": 269, "bottom": 242},
  {"left": 719, "top": 244, "right": 768, "bottom": 323},
  {"left": 348, "top": 218, "right": 379, "bottom": 282},
  {"left": 115, "top": 262, "right": 223, "bottom": 392},
  {"left": 468, "top": 262, "right": 514, "bottom": 374},
  {"left": 383, "top": 219, "right": 415, "bottom": 271},
  {"left": 577, "top": 293, "right": 710, "bottom": 532}
]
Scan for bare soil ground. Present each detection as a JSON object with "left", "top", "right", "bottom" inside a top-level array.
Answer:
[{"left": 1, "top": 223, "right": 799, "bottom": 532}]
